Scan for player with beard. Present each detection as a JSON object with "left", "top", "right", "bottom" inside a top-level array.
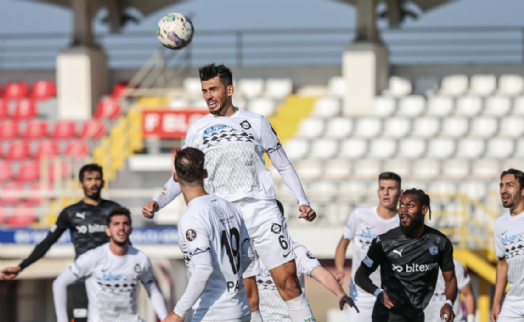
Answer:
[
  {"left": 355, "top": 189, "right": 457, "bottom": 322},
  {"left": 143, "top": 64, "right": 316, "bottom": 322},
  {"left": 491, "top": 169, "right": 524, "bottom": 322},
  {"left": 1, "top": 164, "right": 120, "bottom": 322}
]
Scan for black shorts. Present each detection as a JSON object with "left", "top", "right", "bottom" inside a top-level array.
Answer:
[
  {"left": 371, "top": 300, "right": 424, "bottom": 322},
  {"left": 70, "top": 281, "right": 88, "bottom": 322}
]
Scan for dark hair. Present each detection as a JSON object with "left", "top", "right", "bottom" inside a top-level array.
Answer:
[
  {"left": 500, "top": 168, "right": 524, "bottom": 191},
  {"left": 378, "top": 172, "right": 401, "bottom": 187},
  {"left": 79, "top": 164, "right": 103, "bottom": 181},
  {"left": 107, "top": 207, "right": 132, "bottom": 226},
  {"left": 199, "top": 63, "right": 233, "bottom": 87},
  {"left": 402, "top": 188, "right": 432, "bottom": 219},
  {"left": 276, "top": 200, "right": 284, "bottom": 217},
  {"left": 175, "top": 147, "right": 206, "bottom": 183}
]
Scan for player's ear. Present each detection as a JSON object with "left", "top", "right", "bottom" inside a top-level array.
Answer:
[
  {"left": 421, "top": 205, "right": 429, "bottom": 216},
  {"left": 203, "top": 169, "right": 208, "bottom": 179},
  {"left": 227, "top": 84, "right": 234, "bottom": 96},
  {"left": 101, "top": 179, "right": 105, "bottom": 189},
  {"left": 173, "top": 172, "right": 179, "bottom": 183},
  {"left": 105, "top": 226, "right": 110, "bottom": 237}
]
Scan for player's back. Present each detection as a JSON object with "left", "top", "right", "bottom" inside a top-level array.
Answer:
[{"left": 178, "top": 194, "right": 251, "bottom": 321}]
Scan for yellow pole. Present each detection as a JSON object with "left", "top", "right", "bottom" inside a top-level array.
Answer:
[{"left": 479, "top": 277, "right": 489, "bottom": 322}]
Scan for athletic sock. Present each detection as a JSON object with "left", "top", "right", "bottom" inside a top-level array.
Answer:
[
  {"left": 250, "top": 310, "right": 264, "bottom": 322},
  {"left": 285, "top": 293, "right": 316, "bottom": 322}
]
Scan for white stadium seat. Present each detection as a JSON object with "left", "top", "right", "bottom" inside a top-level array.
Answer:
[
  {"left": 339, "top": 139, "right": 368, "bottom": 159},
  {"left": 513, "top": 97, "right": 524, "bottom": 115},
  {"left": 189, "top": 98, "right": 209, "bottom": 109},
  {"left": 325, "top": 117, "right": 352, "bottom": 138},
  {"left": 354, "top": 118, "right": 382, "bottom": 137},
  {"left": 183, "top": 77, "right": 202, "bottom": 94},
  {"left": 323, "top": 160, "right": 351, "bottom": 179},
  {"left": 383, "top": 160, "right": 411, "bottom": 177},
  {"left": 328, "top": 77, "right": 345, "bottom": 96},
  {"left": 470, "top": 117, "right": 498, "bottom": 137},
  {"left": 412, "top": 160, "right": 440, "bottom": 178},
  {"left": 248, "top": 98, "right": 276, "bottom": 118},
  {"left": 440, "top": 117, "right": 468, "bottom": 137},
  {"left": 384, "top": 76, "right": 412, "bottom": 97},
  {"left": 426, "top": 97, "right": 454, "bottom": 116},
  {"left": 310, "top": 181, "right": 339, "bottom": 201},
  {"left": 503, "top": 159, "right": 522, "bottom": 172},
  {"left": 414, "top": 77, "right": 438, "bottom": 95},
  {"left": 310, "top": 139, "right": 338, "bottom": 159},
  {"left": 265, "top": 78, "right": 293, "bottom": 99},
  {"left": 284, "top": 139, "right": 309, "bottom": 160},
  {"left": 442, "top": 160, "right": 469, "bottom": 178},
  {"left": 312, "top": 97, "right": 341, "bottom": 117},
  {"left": 397, "top": 138, "right": 426, "bottom": 159},
  {"left": 427, "top": 139, "right": 455, "bottom": 158},
  {"left": 369, "top": 139, "right": 397, "bottom": 158},
  {"left": 497, "top": 75, "right": 524, "bottom": 96},
  {"left": 499, "top": 118, "right": 524, "bottom": 137},
  {"left": 383, "top": 118, "right": 411, "bottom": 138},
  {"left": 353, "top": 161, "right": 381, "bottom": 178},
  {"left": 455, "top": 96, "right": 482, "bottom": 116},
  {"left": 472, "top": 160, "right": 501, "bottom": 178},
  {"left": 373, "top": 97, "right": 396, "bottom": 116},
  {"left": 514, "top": 139, "right": 524, "bottom": 158},
  {"left": 296, "top": 118, "right": 324, "bottom": 138},
  {"left": 485, "top": 138, "right": 514, "bottom": 158},
  {"left": 238, "top": 79, "right": 264, "bottom": 98},
  {"left": 294, "top": 161, "right": 322, "bottom": 179},
  {"left": 429, "top": 181, "right": 457, "bottom": 194},
  {"left": 412, "top": 118, "right": 440, "bottom": 137},
  {"left": 456, "top": 138, "right": 485, "bottom": 158},
  {"left": 397, "top": 96, "right": 425, "bottom": 116},
  {"left": 233, "top": 98, "right": 247, "bottom": 110},
  {"left": 484, "top": 96, "right": 511, "bottom": 116},
  {"left": 439, "top": 75, "right": 468, "bottom": 96},
  {"left": 469, "top": 74, "right": 496, "bottom": 96}
]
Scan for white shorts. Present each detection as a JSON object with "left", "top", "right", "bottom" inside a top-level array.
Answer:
[
  {"left": 347, "top": 293, "right": 376, "bottom": 322},
  {"left": 233, "top": 198, "right": 296, "bottom": 277},
  {"left": 498, "top": 296, "right": 524, "bottom": 321}
]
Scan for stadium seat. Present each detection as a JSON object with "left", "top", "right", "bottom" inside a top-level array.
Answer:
[
  {"left": 485, "top": 138, "right": 514, "bottom": 158},
  {"left": 373, "top": 97, "right": 396, "bottom": 116},
  {"left": 30, "top": 81, "right": 56, "bottom": 100},
  {"left": 294, "top": 161, "right": 322, "bottom": 179},
  {"left": 0, "top": 99, "right": 9, "bottom": 118},
  {"left": 8, "top": 204, "right": 37, "bottom": 227},
  {"left": 426, "top": 97, "right": 454, "bottom": 116},
  {"left": 79, "top": 120, "right": 106, "bottom": 139},
  {"left": 323, "top": 160, "right": 351, "bottom": 179},
  {"left": 25, "top": 183, "right": 48, "bottom": 206},
  {"left": 310, "top": 139, "right": 338, "bottom": 159},
  {"left": 0, "top": 162, "right": 13, "bottom": 182},
  {"left": 470, "top": 117, "right": 497, "bottom": 137},
  {"left": 265, "top": 79, "right": 292, "bottom": 99},
  {"left": 460, "top": 181, "right": 488, "bottom": 199},
  {"left": 327, "top": 77, "right": 345, "bottom": 96},
  {"left": 324, "top": 117, "right": 352, "bottom": 138},
  {"left": 111, "top": 81, "right": 129, "bottom": 99},
  {"left": 472, "top": 160, "right": 501, "bottom": 178},
  {"left": 183, "top": 77, "right": 203, "bottom": 95},
  {"left": 13, "top": 99, "right": 37, "bottom": 119},
  {"left": 396, "top": 96, "right": 425, "bottom": 116},
  {"left": 5, "top": 141, "right": 31, "bottom": 160},
  {"left": 384, "top": 76, "right": 412, "bottom": 97},
  {"left": 51, "top": 121, "right": 77, "bottom": 139},
  {"left": 369, "top": 139, "right": 397, "bottom": 158},
  {"left": 94, "top": 99, "right": 122, "bottom": 120},
  {"left": 442, "top": 160, "right": 469, "bottom": 178},
  {"left": 469, "top": 75, "right": 496, "bottom": 96},
  {"left": 3, "top": 82, "right": 29, "bottom": 100},
  {"left": 35, "top": 140, "right": 59, "bottom": 159},
  {"left": 354, "top": 118, "right": 382, "bottom": 137},
  {"left": 397, "top": 138, "right": 426, "bottom": 159},
  {"left": 309, "top": 181, "right": 338, "bottom": 202},
  {"left": 65, "top": 141, "right": 90, "bottom": 159},
  {"left": 312, "top": 97, "right": 341, "bottom": 117},
  {"left": 413, "top": 77, "right": 438, "bottom": 95},
  {"left": 429, "top": 181, "right": 457, "bottom": 194},
  {"left": 484, "top": 96, "right": 511, "bottom": 116},
  {"left": 284, "top": 139, "right": 309, "bottom": 160},
  {"left": 499, "top": 118, "right": 524, "bottom": 137},
  {"left": 48, "top": 162, "right": 72, "bottom": 182},
  {"left": 339, "top": 139, "right": 367, "bottom": 159},
  {"left": 238, "top": 79, "right": 264, "bottom": 98},
  {"left": 383, "top": 118, "right": 410, "bottom": 138},
  {"left": 456, "top": 138, "right": 485, "bottom": 158},
  {"left": 512, "top": 97, "right": 524, "bottom": 115},
  {"left": 455, "top": 97, "right": 482, "bottom": 116},
  {"left": 411, "top": 160, "right": 440, "bottom": 178},
  {"left": 23, "top": 120, "right": 48, "bottom": 139},
  {"left": 497, "top": 75, "right": 524, "bottom": 95},
  {"left": 0, "top": 120, "right": 19, "bottom": 140},
  {"left": 427, "top": 139, "right": 455, "bottom": 158},
  {"left": 248, "top": 98, "right": 276, "bottom": 118},
  {"left": 440, "top": 118, "right": 468, "bottom": 137},
  {"left": 0, "top": 182, "right": 23, "bottom": 205},
  {"left": 439, "top": 75, "right": 468, "bottom": 96},
  {"left": 353, "top": 161, "right": 381, "bottom": 179},
  {"left": 296, "top": 118, "right": 324, "bottom": 138},
  {"left": 412, "top": 118, "right": 440, "bottom": 137},
  {"left": 189, "top": 98, "right": 209, "bottom": 110},
  {"left": 383, "top": 160, "right": 411, "bottom": 177},
  {"left": 15, "top": 161, "right": 40, "bottom": 182}
]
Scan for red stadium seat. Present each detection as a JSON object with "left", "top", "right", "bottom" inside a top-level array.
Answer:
[
  {"left": 3, "top": 82, "right": 29, "bottom": 100},
  {"left": 0, "top": 207, "right": 7, "bottom": 225},
  {"left": 7, "top": 204, "right": 37, "bottom": 227},
  {"left": 35, "top": 140, "right": 59, "bottom": 159},
  {"left": 79, "top": 120, "right": 106, "bottom": 139},
  {"left": 25, "top": 183, "right": 49, "bottom": 206},
  {"left": 30, "top": 81, "right": 56, "bottom": 100},
  {"left": 23, "top": 120, "right": 48, "bottom": 139},
  {"left": 65, "top": 141, "right": 90, "bottom": 159},
  {"left": 0, "top": 162, "right": 13, "bottom": 182},
  {"left": 15, "top": 161, "right": 40, "bottom": 182},
  {"left": 13, "top": 99, "right": 37, "bottom": 119},
  {"left": 0, "top": 182, "right": 24, "bottom": 205},
  {"left": 0, "top": 120, "right": 19, "bottom": 140},
  {"left": 51, "top": 121, "right": 76, "bottom": 139},
  {"left": 111, "top": 81, "right": 130, "bottom": 99},
  {"left": 5, "top": 141, "right": 31, "bottom": 160},
  {"left": 48, "top": 161, "right": 71, "bottom": 182},
  {"left": 94, "top": 99, "right": 122, "bottom": 120},
  {"left": 0, "top": 99, "right": 9, "bottom": 118}
]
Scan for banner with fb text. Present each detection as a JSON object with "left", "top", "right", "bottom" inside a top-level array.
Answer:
[
  {"left": 142, "top": 110, "right": 208, "bottom": 139},
  {"left": 0, "top": 227, "right": 179, "bottom": 245}
]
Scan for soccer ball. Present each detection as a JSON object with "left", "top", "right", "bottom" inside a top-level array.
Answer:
[{"left": 156, "top": 13, "right": 194, "bottom": 50}]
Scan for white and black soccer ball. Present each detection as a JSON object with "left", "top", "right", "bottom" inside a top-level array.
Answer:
[{"left": 156, "top": 13, "right": 194, "bottom": 50}]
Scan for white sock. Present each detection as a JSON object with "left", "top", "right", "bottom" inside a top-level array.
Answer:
[
  {"left": 285, "top": 293, "right": 315, "bottom": 322},
  {"left": 250, "top": 310, "right": 263, "bottom": 322}
]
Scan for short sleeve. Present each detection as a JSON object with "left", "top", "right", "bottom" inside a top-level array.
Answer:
[
  {"left": 179, "top": 215, "right": 211, "bottom": 259},
  {"left": 360, "top": 237, "right": 385, "bottom": 273},
  {"left": 439, "top": 238, "right": 455, "bottom": 272},
  {"left": 259, "top": 117, "right": 280, "bottom": 150},
  {"left": 494, "top": 222, "right": 505, "bottom": 259},
  {"left": 294, "top": 244, "right": 321, "bottom": 277},
  {"left": 453, "top": 260, "right": 471, "bottom": 289},
  {"left": 182, "top": 124, "right": 198, "bottom": 149},
  {"left": 343, "top": 210, "right": 358, "bottom": 241},
  {"left": 70, "top": 249, "right": 96, "bottom": 278}
]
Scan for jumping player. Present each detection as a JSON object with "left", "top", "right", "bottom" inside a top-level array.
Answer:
[
  {"left": 163, "top": 147, "right": 254, "bottom": 322},
  {"left": 355, "top": 189, "right": 457, "bottom": 322},
  {"left": 491, "top": 169, "right": 524, "bottom": 322},
  {"left": 334, "top": 172, "right": 402, "bottom": 322},
  {"left": 143, "top": 64, "right": 316, "bottom": 322},
  {"left": 1, "top": 164, "right": 119, "bottom": 322},
  {"left": 52, "top": 207, "right": 168, "bottom": 322}
]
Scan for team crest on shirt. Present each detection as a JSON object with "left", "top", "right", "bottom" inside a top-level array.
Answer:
[
  {"left": 134, "top": 264, "right": 141, "bottom": 273},
  {"left": 240, "top": 120, "right": 251, "bottom": 130},
  {"left": 271, "top": 223, "right": 282, "bottom": 234},
  {"left": 186, "top": 229, "right": 197, "bottom": 241},
  {"left": 429, "top": 244, "right": 439, "bottom": 255},
  {"left": 306, "top": 251, "right": 316, "bottom": 259}
]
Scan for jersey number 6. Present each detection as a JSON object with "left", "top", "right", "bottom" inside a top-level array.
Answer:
[{"left": 221, "top": 228, "right": 241, "bottom": 274}]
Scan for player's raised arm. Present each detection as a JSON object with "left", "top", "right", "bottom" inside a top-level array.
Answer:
[
  {"left": 310, "top": 266, "right": 359, "bottom": 312},
  {"left": 140, "top": 257, "right": 168, "bottom": 320}
]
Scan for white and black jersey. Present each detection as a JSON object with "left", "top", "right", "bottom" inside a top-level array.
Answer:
[
  {"left": 360, "top": 226, "right": 455, "bottom": 320},
  {"left": 495, "top": 210, "right": 524, "bottom": 297}
]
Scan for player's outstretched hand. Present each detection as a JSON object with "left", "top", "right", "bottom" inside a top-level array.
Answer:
[
  {"left": 334, "top": 270, "right": 345, "bottom": 284},
  {"left": 440, "top": 303, "right": 455, "bottom": 322},
  {"left": 298, "top": 205, "right": 316, "bottom": 222},
  {"left": 491, "top": 302, "right": 501, "bottom": 322},
  {"left": 142, "top": 200, "right": 159, "bottom": 219},
  {"left": 339, "top": 295, "right": 359, "bottom": 313},
  {"left": 378, "top": 291, "right": 404, "bottom": 310},
  {"left": 162, "top": 311, "right": 184, "bottom": 322},
  {"left": 1, "top": 266, "right": 21, "bottom": 280}
]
